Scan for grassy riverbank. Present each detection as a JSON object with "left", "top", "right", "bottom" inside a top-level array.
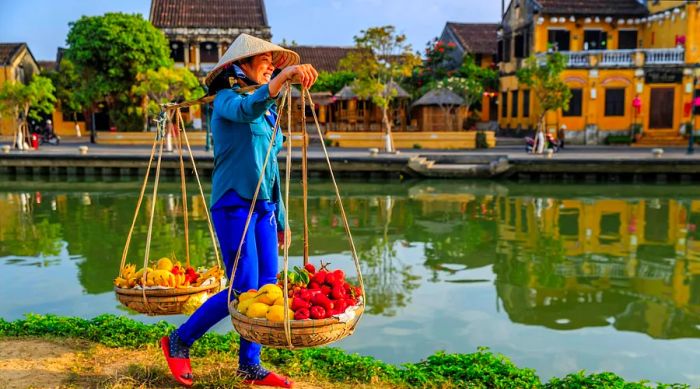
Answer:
[{"left": 0, "top": 314, "right": 689, "bottom": 388}]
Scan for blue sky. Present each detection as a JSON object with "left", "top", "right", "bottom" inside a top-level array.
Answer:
[{"left": 0, "top": 0, "right": 502, "bottom": 61}]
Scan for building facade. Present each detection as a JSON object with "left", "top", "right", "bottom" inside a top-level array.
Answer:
[
  {"left": 0, "top": 43, "right": 40, "bottom": 136},
  {"left": 440, "top": 22, "right": 500, "bottom": 124},
  {"left": 498, "top": 0, "right": 700, "bottom": 145}
]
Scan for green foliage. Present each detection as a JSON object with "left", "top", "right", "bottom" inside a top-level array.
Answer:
[
  {"left": 340, "top": 26, "right": 420, "bottom": 111},
  {"left": 410, "top": 38, "right": 460, "bottom": 95},
  {"left": 0, "top": 314, "right": 687, "bottom": 388},
  {"left": 65, "top": 13, "right": 173, "bottom": 130},
  {"left": 0, "top": 75, "right": 56, "bottom": 122},
  {"left": 476, "top": 131, "right": 489, "bottom": 149},
  {"left": 131, "top": 66, "right": 204, "bottom": 117},
  {"left": 310, "top": 70, "right": 356, "bottom": 94},
  {"left": 45, "top": 59, "right": 85, "bottom": 122},
  {"left": 605, "top": 135, "right": 633, "bottom": 145},
  {"left": 516, "top": 53, "right": 571, "bottom": 125}
]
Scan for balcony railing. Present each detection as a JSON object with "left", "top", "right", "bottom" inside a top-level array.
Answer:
[
  {"left": 535, "top": 48, "right": 685, "bottom": 68},
  {"left": 645, "top": 48, "right": 685, "bottom": 65}
]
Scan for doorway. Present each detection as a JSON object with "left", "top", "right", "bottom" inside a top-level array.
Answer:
[{"left": 648, "top": 88, "right": 674, "bottom": 130}]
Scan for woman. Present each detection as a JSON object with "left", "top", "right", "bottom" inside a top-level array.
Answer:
[{"left": 161, "top": 34, "right": 317, "bottom": 388}]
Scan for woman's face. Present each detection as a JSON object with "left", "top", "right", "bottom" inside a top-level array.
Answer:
[{"left": 241, "top": 52, "right": 275, "bottom": 84}]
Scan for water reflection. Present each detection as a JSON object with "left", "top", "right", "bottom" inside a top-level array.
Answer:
[{"left": 3, "top": 180, "right": 700, "bottom": 342}]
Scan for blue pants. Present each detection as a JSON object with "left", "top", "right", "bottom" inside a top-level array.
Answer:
[{"left": 176, "top": 192, "right": 278, "bottom": 366}]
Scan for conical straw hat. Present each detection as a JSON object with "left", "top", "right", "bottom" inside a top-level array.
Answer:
[{"left": 205, "top": 33, "right": 300, "bottom": 86}]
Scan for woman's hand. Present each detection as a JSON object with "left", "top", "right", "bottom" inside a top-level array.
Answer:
[
  {"left": 277, "top": 229, "right": 291, "bottom": 250},
  {"left": 269, "top": 64, "right": 318, "bottom": 97}
]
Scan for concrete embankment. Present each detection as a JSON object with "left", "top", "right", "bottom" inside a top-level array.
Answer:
[{"left": 2, "top": 141, "right": 700, "bottom": 182}]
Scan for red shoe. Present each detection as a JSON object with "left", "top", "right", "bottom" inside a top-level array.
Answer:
[
  {"left": 243, "top": 371, "right": 294, "bottom": 388},
  {"left": 161, "top": 336, "right": 193, "bottom": 387}
]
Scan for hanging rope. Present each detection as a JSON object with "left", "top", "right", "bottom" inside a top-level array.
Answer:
[
  {"left": 303, "top": 89, "right": 365, "bottom": 298},
  {"left": 301, "top": 89, "right": 310, "bottom": 265},
  {"left": 175, "top": 112, "right": 191, "bottom": 267}
]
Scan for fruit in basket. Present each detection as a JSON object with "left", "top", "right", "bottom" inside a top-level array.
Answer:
[
  {"left": 273, "top": 296, "right": 286, "bottom": 306},
  {"left": 266, "top": 305, "right": 294, "bottom": 323},
  {"left": 294, "top": 308, "right": 310, "bottom": 320},
  {"left": 156, "top": 257, "right": 174, "bottom": 271},
  {"left": 237, "top": 298, "right": 255, "bottom": 315},
  {"left": 255, "top": 284, "right": 282, "bottom": 305},
  {"left": 239, "top": 290, "right": 258, "bottom": 303},
  {"left": 193, "top": 265, "right": 222, "bottom": 287},
  {"left": 246, "top": 302, "right": 270, "bottom": 318},
  {"left": 310, "top": 306, "right": 326, "bottom": 320}
]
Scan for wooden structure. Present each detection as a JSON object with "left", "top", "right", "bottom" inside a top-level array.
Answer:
[
  {"left": 411, "top": 88, "right": 467, "bottom": 131},
  {"left": 329, "top": 82, "right": 410, "bottom": 132}
]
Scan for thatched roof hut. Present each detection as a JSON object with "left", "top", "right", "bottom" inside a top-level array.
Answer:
[
  {"left": 412, "top": 88, "right": 464, "bottom": 107},
  {"left": 334, "top": 85, "right": 357, "bottom": 100},
  {"left": 412, "top": 88, "right": 467, "bottom": 131}
]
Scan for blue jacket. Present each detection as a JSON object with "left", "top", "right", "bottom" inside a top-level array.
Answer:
[{"left": 210, "top": 83, "right": 285, "bottom": 231}]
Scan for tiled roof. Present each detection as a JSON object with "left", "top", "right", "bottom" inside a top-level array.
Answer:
[
  {"left": 291, "top": 46, "right": 357, "bottom": 72},
  {"left": 37, "top": 61, "right": 57, "bottom": 71},
  {"left": 535, "top": 0, "right": 648, "bottom": 16},
  {"left": 0, "top": 43, "right": 25, "bottom": 66},
  {"left": 150, "top": 0, "right": 268, "bottom": 28},
  {"left": 445, "top": 23, "right": 499, "bottom": 55}
]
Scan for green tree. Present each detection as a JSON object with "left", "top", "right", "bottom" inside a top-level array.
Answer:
[
  {"left": 0, "top": 76, "right": 56, "bottom": 149},
  {"left": 310, "top": 70, "right": 356, "bottom": 94},
  {"left": 516, "top": 53, "right": 571, "bottom": 153},
  {"left": 410, "top": 38, "right": 459, "bottom": 96},
  {"left": 340, "top": 26, "right": 421, "bottom": 152},
  {"left": 46, "top": 58, "right": 85, "bottom": 136},
  {"left": 65, "top": 12, "right": 172, "bottom": 135},
  {"left": 435, "top": 56, "right": 499, "bottom": 129},
  {"left": 131, "top": 67, "right": 204, "bottom": 130}
]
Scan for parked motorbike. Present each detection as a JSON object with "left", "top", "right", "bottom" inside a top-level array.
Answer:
[{"left": 525, "top": 133, "right": 563, "bottom": 153}]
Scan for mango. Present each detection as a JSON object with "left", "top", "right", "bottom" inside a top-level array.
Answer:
[
  {"left": 255, "top": 284, "right": 282, "bottom": 305},
  {"left": 156, "top": 257, "right": 173, "bottom": 271},
  {"left": 246, "top": 302, "right": 270, "bottom": 318},
  {"left": 266, "top": 305, "right": 294, "bottom": 323},
  {"left": 237, "top": 299, "right": 255, "bottom": 314}
]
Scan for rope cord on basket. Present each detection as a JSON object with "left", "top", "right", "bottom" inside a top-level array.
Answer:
[
  {"left": 303, "top": 89, "right": 365, "bottom": 298},
  {"left": 119, "top": 131, "right": 159, "bottom": 272},
  {"left": 176, "top": 109, "right": 223, "bottom": 273},
  {"left": 282, "top": 83, "right": 293, "bottom": 347},
  {"left": 226, "top": 86, "right": 290, "bottom": 306},
  {"left": 140, "top": 112, "right": 169, "bottom": 314},
  {"left": 301, "top": 88, "right": 309, "bottom": 265},
  {"left": 175, "top": 110, "right": 190, "bottom": 267}
]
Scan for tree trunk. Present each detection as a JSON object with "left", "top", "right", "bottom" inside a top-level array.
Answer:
[
  {"left": 73, "top": 112, "right": 81, "bottom": 137},
  {"left": 534, "top": 113, "right": 546, "bottom": 154},
  {"left": 382, "top": 106, "right": 394, "bottom": 153}
]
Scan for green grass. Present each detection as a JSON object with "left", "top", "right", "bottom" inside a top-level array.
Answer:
[{"left": 0, "top": 314, "right": 690, "bottom": 388}]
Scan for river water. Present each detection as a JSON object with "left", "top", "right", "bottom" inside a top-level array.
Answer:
[{"left": 1, "top": 178, "right": 700, "bottom": 384}]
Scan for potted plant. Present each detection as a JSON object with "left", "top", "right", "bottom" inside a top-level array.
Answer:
[{"left": 631, "top": 124, "right": 643, "bottom": 142}]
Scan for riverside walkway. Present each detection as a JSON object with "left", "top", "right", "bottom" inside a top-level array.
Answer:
[{"left": 1, "top": 138, "right": 700, "bottom": 181}]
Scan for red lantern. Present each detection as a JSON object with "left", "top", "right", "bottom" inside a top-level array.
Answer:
[
  {"left": 685, "top": 102, "right": 692, "bottom": 117},
  {"left": 632, "top": 96, "right": 642, "bottom": 114}
]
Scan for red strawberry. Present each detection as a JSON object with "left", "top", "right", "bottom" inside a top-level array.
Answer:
[
  {"left": 311, "top": 294, "right": 334, "bottom": 312},
  {"left": 334, "top": 299, "right": 348, "bottom": 313},
  {"left": 324, "top": 272, "right": 337, "bottom": 286},
  {"left": 299, "top": 289, "right": 313, "bottom": 302},
  {"left": 321, "top": 285, "right": 332, "bottom": 297},
  {"left": 291, "top": 297, "right": 311, "bottom": 311},
  {"left": 310, "top": 306, "right": 326, "bottom": 320},
  {"left": 308, "top": 281, "right": 321, "bottom": 290},
  {"left": 312, "top": 271, "right": 327, "bottom": 285},
  {"left": 304, "top": 263, "right": 316, "bottom": 274},
  {"left": 331, "top": 286, "right": 346, "bottom": 300},
  {"left": 294, "top": 308, "right": 310, "bottom": 320}
]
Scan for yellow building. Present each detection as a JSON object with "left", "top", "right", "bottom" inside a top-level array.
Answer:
[
  {"left": 0, "top": 43, "right": 40, "bottom": 136},
  {"left": 498, "top": 0, "right": 700, "bottom": 145}
]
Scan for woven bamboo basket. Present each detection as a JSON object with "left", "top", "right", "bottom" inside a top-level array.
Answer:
[
  {"left": 229, "top": 301, "right": 364, "bottom": 348},
  {"left": 115, "top": 282, "right": 221, "bottom": 316}
]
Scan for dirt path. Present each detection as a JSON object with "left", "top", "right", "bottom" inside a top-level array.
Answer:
[{"left": 0, "top": 338, "right": 368, "bottom": 389}]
